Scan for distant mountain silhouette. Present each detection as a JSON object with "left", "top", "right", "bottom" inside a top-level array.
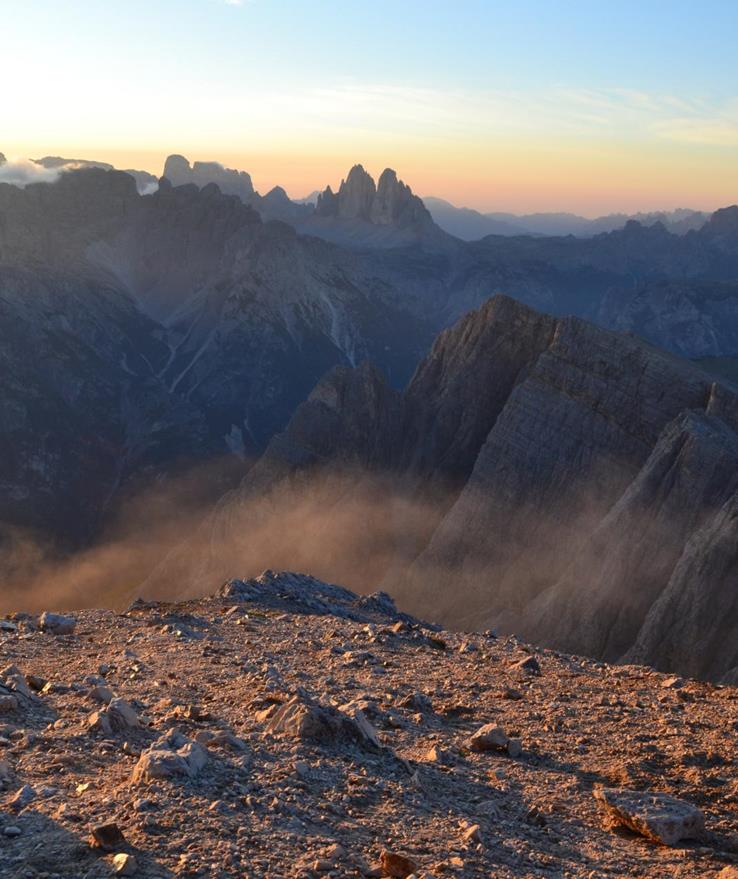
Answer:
[{"left": 423, "top": 195, "right": 708, "bottom": 240}]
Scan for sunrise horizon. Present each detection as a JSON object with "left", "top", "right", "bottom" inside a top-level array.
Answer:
[{"left": 4, "top": 0, "right": 737, "bottom": 216}]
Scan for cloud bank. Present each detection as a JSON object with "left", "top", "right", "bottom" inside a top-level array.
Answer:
[{"left": 0, "top": 157, "right": 62, "bottom": 187}]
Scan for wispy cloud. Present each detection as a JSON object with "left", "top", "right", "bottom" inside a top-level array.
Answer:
[{"left": 281, "top": 83, "right": 738, "bottom": 148}]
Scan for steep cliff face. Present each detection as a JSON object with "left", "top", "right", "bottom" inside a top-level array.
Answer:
[
  {"left": 211, "top": 295, "right": 738, "bottom": 680},
  {"left": 625, "top": 491, "right": 738, "bottom": 680},
  {"left": 163, "top": 154, "right": 255, "bottom": 201},
  {"left": 403, "top": 315, "right": 717, "bottom": 627},
  {"left": 525, "top": 411, "right": 738, "bottom": 662}
]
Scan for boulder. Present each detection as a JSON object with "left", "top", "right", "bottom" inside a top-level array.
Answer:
[
  {"left": 467, "top": 724, "right": 510, "bottom": 753},
  {"left": 594, "top": 788, "right": 705, "bottom": 846},
  {"left": 266, "top": 694, "right": 380, "bottom": 749}
]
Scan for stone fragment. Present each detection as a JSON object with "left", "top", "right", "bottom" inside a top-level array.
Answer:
[
  {"left": 90, "top": 822, "right": 126, "bottom": 851},
  {"left": 108, "top": 698, "right": 140, "bottom": 731},
  {"left": 3, "top": 825, "right": 21, "bottom": 837},
  {"left": 88, "top": 698, "right": 138, "bottom": 736},
  {"left": 3, "top": 671, "right": 35, "bottom": 701},
  {"left": 87, "top": 685, "right": 114, "bottom": 704},
  {"left": 467, "top": 724, "right": 509, "bottom": 753},
  {"left": 0, "top": 695, "right": 18, "bottom": 713},
  {"left": 380, "top": 849, "right": 418, "bottom": 878},
  {"left": 398, "top": 692, "right": 432, "bottom": 712},
  {"left": 88, "top": 710, "right": 112, "bottom": 736},
  {"left": 39, "top": 612, "right": 76, "bottom": 635},
  {"left": 25, "top": 675, "right": 47, "bottom": 692},
  {"left": 512, "top": 655, "right": 541, "bottom": 675},
  {"left": 113, "top": 852, "right": 138, "bottom": 875},
  {"left": 340, "top": 701, "right": 381, "bottom": 749},
  {"left": 0, "top": 760, "right": 14, "bottom": 789},
  {"left": 8, "top": 783, "right": 35, "bottom": 811},
  {"left": 462, "top": 823, "right": 483, "bottom": 844},
  {"left": 424, "top": 745, "right": 453, "bottom": 765},
  {"left": 594, "top": 787, "right": 705, "bottom": 846}
]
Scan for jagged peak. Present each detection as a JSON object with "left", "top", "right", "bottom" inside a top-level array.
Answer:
[
  {"left": 314, "top": 163, "right": 432, "bottom": 229},
  {"left": 376, "top": 167, "right": 399, "bottom": 187}
]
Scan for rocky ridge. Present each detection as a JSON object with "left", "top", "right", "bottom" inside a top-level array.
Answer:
[
  {"left": 1, "top": 572, "right": 738, "bottom": 877},
  {"left": 161, "top": 155, "right": 312, "bottom": 225},
  {"left": 195, "top": 295, "right": 738, "bottom": 682}
]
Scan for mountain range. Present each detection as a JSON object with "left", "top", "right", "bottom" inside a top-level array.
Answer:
[
  {"left": 423, "top": 196, "right": 710, "bottom": 240},
  {"left": 2, "top": 152, "right": 738, "bottom": 682}
]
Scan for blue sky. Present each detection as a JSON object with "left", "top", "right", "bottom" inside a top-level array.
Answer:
[{"left": 3, "top": 0, "right": 737, "bottom": 213}]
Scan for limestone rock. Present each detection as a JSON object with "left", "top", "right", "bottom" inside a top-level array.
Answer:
[
  {"left": 113, "top": 853, "right": 138, "bottom": 875},
  {"left": 266, "top": 694, "right": 380, "bottom": 750},
  {"left": 87, "top": 685, "right": 114, "bottom": 704},
  {"left": 131, "top": 730, "right": 207, "bottom": 784},
  {"left": 107, "top": 698, "right": 139, "bottom": 732},
  {"left": 39, "top": 612, "right": 76, "bottom": 635},
  {"left": 90, "top": 822, "right": 126, "bottom": 851},
  {"left": 8, "top": 783, "right": 35, "bottom": 811},
  {"left": 380, "top": 849, "right": 418, "bottom": 878},
  {"left": 594, "top": 788, "right": 705, "bottom": 846},
  {"left": 467, "top": 724, "right": 509, "bottom": 753}
]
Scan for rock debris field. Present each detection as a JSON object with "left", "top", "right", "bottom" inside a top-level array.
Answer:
[{"left": 1, "top": 571, "right": 738, "bottom": 878}]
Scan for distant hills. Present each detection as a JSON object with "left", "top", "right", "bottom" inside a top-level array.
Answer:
[{"left": 423, "top": 195, "right": 709, "bottom": 240}]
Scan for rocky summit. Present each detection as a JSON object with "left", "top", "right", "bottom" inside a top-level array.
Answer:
[{"left": 2, "top": 571, "right": 738, "bottom": 878}]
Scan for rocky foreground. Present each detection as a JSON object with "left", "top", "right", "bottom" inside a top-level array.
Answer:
[{"left": 1, "top": 572, "right": 738, "bottom": 879}]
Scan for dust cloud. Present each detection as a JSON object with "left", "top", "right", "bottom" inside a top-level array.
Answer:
[{"left": 0, "top": 463, "right": 450, "bottom": 617}]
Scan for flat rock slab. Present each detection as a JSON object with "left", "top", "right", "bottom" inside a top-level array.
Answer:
[{"left": 594, "top": 787, "right": 705, "bottom": 846}]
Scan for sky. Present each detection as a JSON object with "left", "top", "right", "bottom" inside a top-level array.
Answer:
[{"left": 2, "top": 0, "right": 738, "bottom": 215}]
